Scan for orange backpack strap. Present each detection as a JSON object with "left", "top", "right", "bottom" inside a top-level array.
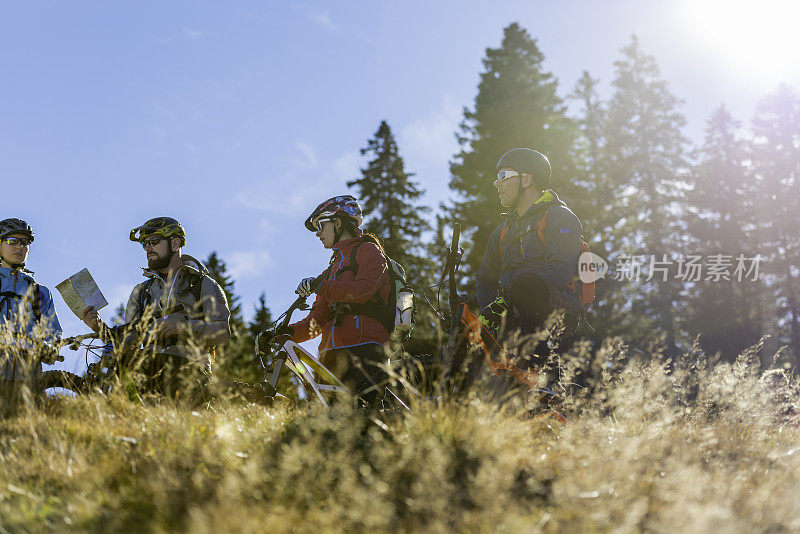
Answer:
[
  {"left": 536, "top": 205, "right": 554, "bottom": 245},
  {"left": 499, "top": 223, "right": 510, "bottom": 244}
]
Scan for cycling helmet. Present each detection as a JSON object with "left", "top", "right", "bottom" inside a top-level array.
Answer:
[
  {"left": 496, "top": 148, "right": 552, "bottom": 189},
  {"left": 304, "top": 195, "right": 364, "bottom": 232},
  {"left": 0, "top": 218, "right": 35, "bottom": 242},
  {"left": 129, "top": 217, "right": 186, "bottom": 246}
]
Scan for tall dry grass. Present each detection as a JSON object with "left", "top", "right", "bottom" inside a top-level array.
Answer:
[{"left": 1, "top": 313, "right": 799, "bottom": 532}]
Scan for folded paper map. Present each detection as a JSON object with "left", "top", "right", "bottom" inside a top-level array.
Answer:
[{"left": 56, "top": 268, "right": 108, "bottom": 318}]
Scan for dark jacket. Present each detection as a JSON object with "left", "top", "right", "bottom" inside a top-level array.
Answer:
[
  {"left": 476, "top": 190, "right": 582, "bottom": 318},
  {"left": 291, "top": 237, "right": 391, "bottom": 354}
]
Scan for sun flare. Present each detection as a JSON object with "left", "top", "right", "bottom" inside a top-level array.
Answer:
[{"left": 680, "top": 0, "right": 800, "bottom": 81}]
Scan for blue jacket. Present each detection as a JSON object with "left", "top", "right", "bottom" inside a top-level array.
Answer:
[
  {"left": 476, "top": 190, "right": 582, "bottom": 318},
  {"left": 0, "top": 266, "right": 62, "bottom": 379}
]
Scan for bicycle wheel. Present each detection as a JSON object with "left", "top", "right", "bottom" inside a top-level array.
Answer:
[{"left": 33, "top": 370, "right": 86, "bottom": 395}]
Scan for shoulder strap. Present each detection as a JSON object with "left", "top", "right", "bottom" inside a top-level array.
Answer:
[
  {"left": 31, "top": 283, "right": 41, "bottom": 321},
  {"left": 536, "top": 205, "right": 555, "bottom": 245},
  {"left": 333, "top": 242, "right": 364, "bottom": 278},
  {"left": 0, "top": 283, "right": 42, "bottom": 321},
  {"left": 349, "top": 243, "right": 361, "bottom": 277},
  {"left": 189, "top": 272, "right": 204, "bottom": 303},
  {"left": 499, "top": 223, "right": 510, "bottom": 244},
  {"left": 139, "top": 277, "right": 156, "bottom": 311}
]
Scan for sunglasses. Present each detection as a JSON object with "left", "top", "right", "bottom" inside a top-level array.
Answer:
[
  {"left": 495, "top": 170, "right": 521, "bottom": 183},
  {"left": 141, "top": 236, "right": 165, "bottom": 249},
  {"left": 2, "top": 237, "right": 31, "bottom": 248},
  {"left": 314, "top": 218, "right": 334, "bottom": 232}
]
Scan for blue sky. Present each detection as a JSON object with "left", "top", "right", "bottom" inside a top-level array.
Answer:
[{"left": 2, "top": 1, "right": 798, "bottom": 370}]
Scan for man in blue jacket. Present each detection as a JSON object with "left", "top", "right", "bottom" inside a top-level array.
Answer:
[
  {"left": 0, "top": 218, "right": 62, "bottom": 382},
  {"left": 476, "top": 149, "right": 581, "bottom": 363}
]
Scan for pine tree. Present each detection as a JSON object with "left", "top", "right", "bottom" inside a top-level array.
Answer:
[
  {"left": 750, "top": 84, "right": 800, "bottom": 362},
  {"left": 685, "top": 105, "right": 766, "bottom": 361},
  {"left": 569, "top": 71, "right": 614, "bottom": 225},
  {"left": 204, "top": 252, "right": 244, "bottom": 336},
  {"left": 447, "top": 23, "right": 579, "bottom": 282},
  {"left": 204, "top": 251, "right": 249, "bottom": 378},
  {"left": 348, "top": 120, "right": 437, "bottom": 354},
  {"left": 405, "top": 212, "right": 452, "bottom": 356},
  {"left": 604, "top": 36, "right": 692, "bottom": 356},
  {"left": 348, "top": 120, "right": 430, "bottom": 269},
  {"left": 567, "top": 71, "right": 635, "bottom": 347},
  {"left": 111, "top": 304, "right": 126, "bottom": 326},
  {"left": 247, "top": 292, "right": 273, "bottom": 342}
]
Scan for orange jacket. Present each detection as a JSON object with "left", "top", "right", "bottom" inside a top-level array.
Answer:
[{"left": 290, "top": 237, "right": 391, "bottom": 354}]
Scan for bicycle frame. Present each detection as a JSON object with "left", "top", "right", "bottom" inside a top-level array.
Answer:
[
  {"left": 256, "top": 293, "right": 349, "bottom": 407},
  {"left": 267, "top": 340, "right": 347, "bottom": 407},
  {"left": 438, "top": 222, "right": 541, "bottom": 397}
]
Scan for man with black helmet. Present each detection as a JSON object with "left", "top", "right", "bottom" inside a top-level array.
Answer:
[
  {"left": 82, "top": 217, "right": 230, "bottom": 392},
  {"left": 0, "top": 218, "right": 62, "bottom": 381},
  {"left": 476, "top": 149, "right": 582, "bottom": 379}
]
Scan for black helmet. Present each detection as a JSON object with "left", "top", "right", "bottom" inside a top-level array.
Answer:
[
  {"left": 129, "top": 217, "right": 186, "bottom": 246},
  {"left": 0, "top": 218, "right": 35, "bottom": 242},
  {"left": 496, "top": 148, "right": 552, "bottom": 188}
]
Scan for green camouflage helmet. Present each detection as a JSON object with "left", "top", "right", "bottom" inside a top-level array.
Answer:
[{"left": 129, "top": 217, "right": 186, "bottom": 246}]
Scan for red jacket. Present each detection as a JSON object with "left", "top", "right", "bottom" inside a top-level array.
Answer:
[{"left": 290, "top": 237, "right": 391, "bottom": 354}]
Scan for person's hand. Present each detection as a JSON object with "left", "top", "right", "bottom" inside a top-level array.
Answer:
[
  {"left": 82, "top": 306, "right": 103, "bottom": 333},
  {"left": 295, "top": 276, "right": 318, "bottom": 297},
  {"left": 255, "top": 330, "right": 274, "bottom": 355},
  {"left": 256, "top": 326, "right": 293, "bottom": 354},
  {"left": 40, "top": 345, "right": 64, "bottom": 365},
  {"left": 478, "top": 297, "right": 509, "bottom": 339},
  {"left": 155, "top": 314, "right": 185, "bottom": 338}
]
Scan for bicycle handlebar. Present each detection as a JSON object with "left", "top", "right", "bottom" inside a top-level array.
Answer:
[
  {"left": 278, "top": 295, "right": 309, "bottom": 330},
  {"left": 61, "top": 303, "right": 187, "bottom": 350}
]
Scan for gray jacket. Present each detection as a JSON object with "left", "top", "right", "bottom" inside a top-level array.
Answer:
[
  {"left": 476, "top": 190, "right": 582, "bottom": 318},
  {"left": 124, "top": 255, "right": 230, "bottom": 362}
]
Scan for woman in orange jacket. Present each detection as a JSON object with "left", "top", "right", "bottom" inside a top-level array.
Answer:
[{"left": 288, "top": 195, "right": 391, "bottom": 406}]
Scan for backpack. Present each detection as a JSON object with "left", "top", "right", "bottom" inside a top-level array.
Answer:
[
  {"left": 327, "top": 242, "right": 414, "bottom": 336},
  {"left": 500, "top": 204, "right": 596, "bottom": 308},
  {"left": 0, "top": 282, "right": 43, "bottom": 321},
  {"left": 138, "top": 271, "right": 205, "bottom": 316}
]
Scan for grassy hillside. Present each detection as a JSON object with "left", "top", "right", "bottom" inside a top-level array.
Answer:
[{"left": 1, "top": 338, "right": 800, "bottom": 532}]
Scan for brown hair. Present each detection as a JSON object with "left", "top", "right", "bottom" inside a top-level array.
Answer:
[{"left": 338, "top": 216, "right": 385, "bottom": 254}]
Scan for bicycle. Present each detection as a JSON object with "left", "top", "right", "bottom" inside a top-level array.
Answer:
[
  {"left": 426, "top": 222, "right": 568, "bottom": 423},
  {"left": 29, "top": 304, "right": 209, "bottom": 399},
  {"left": 254, "top": 294, "right": 348, "bottom": 408}
]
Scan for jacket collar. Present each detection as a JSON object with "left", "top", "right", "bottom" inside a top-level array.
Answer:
[
  {"left": 331, "top": 237, "right": 363, "bottom": 254},
  {"left": 0, "top": 265, "right": 35, "bottom": 280},
  {"left": 141, "top": 254, "right": 207, "bottom": 280},
  {"left": 504, "top": 189, "right": 562, "bottom": 223}
]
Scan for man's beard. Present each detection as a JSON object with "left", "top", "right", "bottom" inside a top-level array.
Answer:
[{"left": 148, "top": 251, "right": 172, "bottom": 271}]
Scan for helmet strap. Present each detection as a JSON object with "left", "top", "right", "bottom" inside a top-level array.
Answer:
[
  {"left": 333, "top": 219, "right": 344, "bottom": 244},
  {"left": 0, "top": 253, "right": 25, "bottom": 269},
  {"left": 509, "top": 179, "right": 524, "bottom": 210}
]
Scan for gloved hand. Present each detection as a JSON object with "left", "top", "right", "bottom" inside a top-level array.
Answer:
[
  {"left": 40, "top": 346, "right": 65, "bottom": 365},
  {"left": 478, "top": 296, "right": 510, "bottom": 340},
  {"left": 295, "top": 276, "right": 318, "bottom": 298},
  {"left": 256, "top": 325, "right": 294, "bottom": 354}
]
